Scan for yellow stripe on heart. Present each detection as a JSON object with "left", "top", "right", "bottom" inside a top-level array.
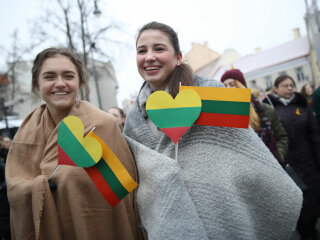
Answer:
[
  {"left": 63, "top": 116, "right": 102, "bottom": 163},
  {"left": 146, "top": 89, "right": 201, "bottom": 110},
  {"left": 146, "top": 90, "right": 202, "bottom": 143}
]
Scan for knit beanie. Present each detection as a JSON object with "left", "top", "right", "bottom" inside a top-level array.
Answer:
[{"left": 221, "top": 69, "right": 247, "bottom": 87}]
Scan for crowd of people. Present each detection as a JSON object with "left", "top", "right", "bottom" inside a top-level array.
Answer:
[
  {"left": 1, "top": 21, "right": 320, "bottom": 240},
  {"left": 221, "top": 70, "right": 320, "bottom": 239}
]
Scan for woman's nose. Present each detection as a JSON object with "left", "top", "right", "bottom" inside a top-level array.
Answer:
[
  {"left": 145, "top": 51, "right": 155, "bottom": 62},
  {"left": 55, "top": 76, "right": 66, "bottom": 86}
]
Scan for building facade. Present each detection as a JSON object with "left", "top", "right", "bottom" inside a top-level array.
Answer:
[
  {"left": 183, "top": 42, "right": 220, "bottom": 72},
  {"left": 192, "top": 32, "right": 314, "bottom": 93}
]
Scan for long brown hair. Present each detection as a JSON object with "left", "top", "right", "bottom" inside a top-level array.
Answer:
[
  {"left": 136, "top": 22, "right": 194, "bottom": 97},
  {"left": 235, "top": 80, "right": 260, "bottom": 132},
  {"left": 300, "top": 83, "right": 314, "bottom": 97}
]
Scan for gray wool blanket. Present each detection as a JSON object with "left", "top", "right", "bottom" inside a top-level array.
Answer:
[{"left": 124, "top": 76, "right": 303, "bottom": 240}]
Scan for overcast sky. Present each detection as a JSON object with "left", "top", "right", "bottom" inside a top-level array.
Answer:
[{"left": 0, "top": 0, "right": 310, "bottom": 107}]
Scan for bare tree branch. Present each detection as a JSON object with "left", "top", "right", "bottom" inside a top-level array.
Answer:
[
  {"left": 56, "top": 0, "right": 76, "bottom": 52},
  {"left": 27, "top": 0, "right": 129, "bottom": 102}
]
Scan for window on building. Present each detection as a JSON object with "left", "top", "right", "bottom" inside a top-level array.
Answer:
[
  {"left": 250, "top": 80, "right": 257, "bottom": 88},
  {"left": 0, "top": 85, "right": 8, "bottom": 93},
  {"left": 264, "top": 75, "right": 273, "bottom": 88},
  {"left": 279, "top": 71, "right": 287, "bottom": 76},
  {"left": 295, "top": 67, "right": 305, "bottom": 82}
]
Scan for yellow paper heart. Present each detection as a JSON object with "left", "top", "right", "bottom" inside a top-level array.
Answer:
[
  {"left": 58, "top": 116, "right": 102, "bottom": 167},
  {"left": 146, "top": 90, "right": 201, "bottom": 143}
]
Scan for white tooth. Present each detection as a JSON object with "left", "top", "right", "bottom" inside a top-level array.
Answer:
[
  {"left": 146, "top": 67, "right": 159, "bottom": 70},
  {"left": 55, "top": 92, "right": 67, "bottom": 95}
]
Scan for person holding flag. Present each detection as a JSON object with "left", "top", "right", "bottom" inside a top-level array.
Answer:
[
  {"left": 5, "top": 48, "right": 143, "bottom": 240},
  {"left": 124, "top": 21, "right": 303, "bottom": 239}
]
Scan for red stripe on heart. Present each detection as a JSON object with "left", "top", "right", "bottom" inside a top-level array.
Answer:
[
  {"left": 58, "top": 145, "right": 77, "bottom": 166},
  {"left": 160, "top": 127, "right": 190, "bottom": 144}
]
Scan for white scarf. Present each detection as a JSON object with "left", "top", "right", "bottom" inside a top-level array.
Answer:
[{"left": 272, "top": 93, "right": 295, "bottom": 106}]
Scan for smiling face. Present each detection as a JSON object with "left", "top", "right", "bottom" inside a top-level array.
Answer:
[
  {"left": 37, "top": 54, "right": 80, "bottom": 118},
  {"left": 136, "top": 30, "right": 182, "bottom": 91}
]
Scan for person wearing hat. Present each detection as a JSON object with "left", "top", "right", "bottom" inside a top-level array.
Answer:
[{"left": 221, "top": 69, "right": 288, "bottom": 164}]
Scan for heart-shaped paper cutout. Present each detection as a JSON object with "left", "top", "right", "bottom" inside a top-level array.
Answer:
[
  {"left": 146, "top": 89, "right": 202, "bottom": 143},
  {"left": 58, "top": 115, "right": 102, "bottom": 167}
]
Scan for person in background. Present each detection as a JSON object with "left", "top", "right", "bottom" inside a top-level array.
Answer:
[
  {"left": 221, "top": 69, "right": 288, "bottom": 163},
  {"left": 0, "top": 137, "right": 11, "bottom": 163},
  {"left": 300, "top": 83, "right": 315, "bottom": 107},
  {"left": 107, "top": 107, "right": 126, "bottom": 131},
  {"left": 0, "top": 136, "right": 11, "bottom": 239},
  {"left": 123, "top": 21, "right": 302, "bottom": 239},
  {"left": 265, "top": 86, "right": 273, "bottom": 95},
  {"left": 313, "top": 85, "right": 320, "bottom": 126},
  {"left": 5, "top": 48, "right": 143, "bottom": 240},
  {"left": 262, "top": 86, "right": 274, "bottom": 104},
  {"left": 263, "top": 74, "right": 320, "bottom": 240},
  {"left": 251, "top": 88, "right": 263, "bottom": 101}
]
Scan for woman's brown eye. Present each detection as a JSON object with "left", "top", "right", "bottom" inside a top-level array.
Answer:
[
  {"left": 137, "top": 49, "right": 146, "bottom": 54},
  {"left": 45, "top": 75, "right": 54, "bottom": 80}
]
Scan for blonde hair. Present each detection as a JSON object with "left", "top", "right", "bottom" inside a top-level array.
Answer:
[
  {"left": 251, "top": 88, "right": 261, "bottom": 99},
  {"left": 234, "top": 81, "right": 260, "bottom": 132}
]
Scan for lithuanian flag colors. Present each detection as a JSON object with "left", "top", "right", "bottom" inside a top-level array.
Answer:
[
  {"left": 180, "top": 86, "right": 251, "bottom": 128},
  {"left": 146, "top": 90, "right": 202, "bottom": 143},
  {"left": 58, "top": 116, "right": 102, "bottom": 167},
  {"left": 57, "top": 116, "right": 137, "bottom": 207},
  {"left": 85, "top": 131, "right": 138, "bottom": 207}
]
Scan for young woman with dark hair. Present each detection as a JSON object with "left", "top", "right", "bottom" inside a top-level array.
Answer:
[{"left": 123, "top": 22, "right": 302, "bottom": 239}]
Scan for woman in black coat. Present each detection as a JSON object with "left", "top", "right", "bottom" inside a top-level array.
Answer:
[{"left": 264, "top": 75, "right": 320, "bottom": 240}]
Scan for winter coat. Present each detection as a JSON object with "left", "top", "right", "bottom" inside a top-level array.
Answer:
[
  {"left": 252, "top": 96, "right": 288, "bottom": 163},
  {"left": 264, "top": 92, "right": 320, "bottom": 222},
  {"left": 313, "top": 86, "right": 320, "bottom": 126}
]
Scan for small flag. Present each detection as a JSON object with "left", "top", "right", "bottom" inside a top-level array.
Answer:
[
  {"left": 180, "top": 86, "right": 251, "bottom": 128},
  {"left": 146, "top": 90, "right": 202, "bottom": 143},
  {"left": 58, "top": 116, "right": 102, "bottom": 167},
  {"left": 57, "top": 116, "right": 137, "bottom": 207},
  {"left": 85, "top": 131, "right": 138, "bottom": 207}
]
